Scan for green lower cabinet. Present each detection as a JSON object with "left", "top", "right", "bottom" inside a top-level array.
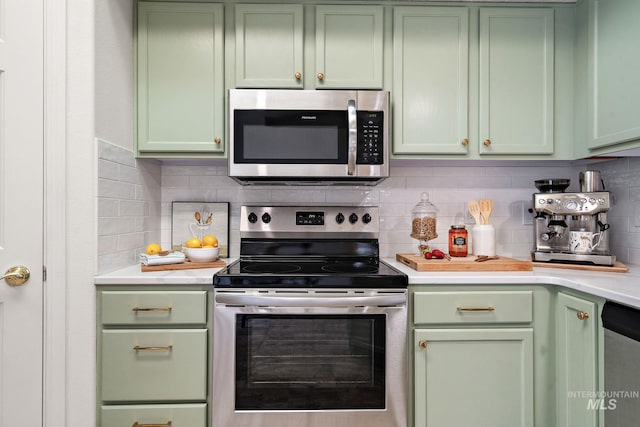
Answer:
[
  {"left": 101, "top": 403, "right": 207, "bottom": 427},
  {"left": 556, "top": 292, "right": 603, "bottom": 427},
  {"left": 414, "top": 328, "right": 534, "bottom": 427}
]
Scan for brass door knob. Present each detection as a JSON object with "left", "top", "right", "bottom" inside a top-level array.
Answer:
[
  {"left": 418, "top": 339, "right": 427, "bottom": 349},
  {"left": 1, "top": 265, "right": 30, "bottom": 286},
  {"left": 483, "top": 139, "right": 492, "bottom": 146},
  {"left": 294, "top": 72, "right": 302, "bottom": 80},
  {"left": 317, "top": 72, "right": 325, "bottom": 81},
  {"left": 214, "top": 137, "right": 221, "bottom": 144},
  {"left": 577, "top": 311, "right": 590, "bottom": 320}
]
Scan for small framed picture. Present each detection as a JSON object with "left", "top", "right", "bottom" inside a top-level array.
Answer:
[{"left": 171, "top": 201, "right": 229, "bottom": 257}]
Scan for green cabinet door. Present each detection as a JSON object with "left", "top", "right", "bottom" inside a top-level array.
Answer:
[
  {"left": 414, "top": 328, "right": 534, "bottom": 427},
  {"left": 136, "top": 2, "right": 224, "bottom": 156},
  {"left": 587, "top": 0, "right": 640, "bottom": 151},
  {"left": 479, "top": 8, "right": 554, "bottom": 155},
  {"left": 556, "top": 292, "right": 601, "bottom": 427},
  {"left": 315, "top": 5, "right": 384, "bottom": 89},
  {"left": 234, "top": 4, "right": 304, "bottom": 88},
  {"left": 393, "top": 7, "right": 470, "bottom": 155}
]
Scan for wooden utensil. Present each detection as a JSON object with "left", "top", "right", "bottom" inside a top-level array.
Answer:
[
  {"left": 467, "top": 200, "right": 482, "bottom": 224},
  {"left": 479, "top": 199, "right": 493, "bottom": 224}
]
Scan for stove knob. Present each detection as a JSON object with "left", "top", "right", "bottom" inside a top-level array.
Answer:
[
  {"left": 349, "top": 213, "right": 358, "bottom": 224},
  {"left": 362, "top": 213, "right": 372, "bottom": 224},
  {"left": 336, "top": 213, "right": 345, "bottom": 224},
  {"left": 261, "top": 212, "right": 272, "bottom": 224},
  {"left": 248, "top": 212, "right": 258, "bottom": 223}
]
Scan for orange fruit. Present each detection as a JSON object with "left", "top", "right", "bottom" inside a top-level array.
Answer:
[
  {"left": 202, "top": 235, "right": 218, "bottom": 248},
  {"left": 186, "top": 237, "right": 202, "bottom": 248},
  {"left": 145, "top": 243, "right": 162, "bottom": 255}
]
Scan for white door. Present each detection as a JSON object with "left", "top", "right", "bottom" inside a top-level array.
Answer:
[{"left": 0, "top": 0, "right": 45, "bottom": 426}]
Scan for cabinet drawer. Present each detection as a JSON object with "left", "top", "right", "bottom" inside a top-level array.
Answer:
[
  {"left": 101, "top": 291, "right": 207, "bottom": 326},
  {"left": 101, "top": 403, "right": 206, "bottom": 427},
  {"left": 414, "top": 291, "right": 533, "bottom": 325},
  {"left": 101, "top": 329, "right": 207, "bottom": 402}
]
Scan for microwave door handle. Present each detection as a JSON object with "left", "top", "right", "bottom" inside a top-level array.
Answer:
[{"left": 347, "top": 99, "right": 357, "bottom": 176}]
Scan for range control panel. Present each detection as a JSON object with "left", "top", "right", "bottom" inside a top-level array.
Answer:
[
  {"left": 241, "top": 206, "right": 379, "bottom": 236},
  {"left": 533, "top": 192, "right": 611, "bottom": 215}
]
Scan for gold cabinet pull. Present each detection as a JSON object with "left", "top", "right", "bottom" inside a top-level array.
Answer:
[
  {"left": 483, "top": 139, "right": 492, "bottom": 146},
  {"left": 461, "top": 138, "right": 469, "bottom": 146},
  {"left": 294, "top": 72, "right": 302, "bottom": 80},
  {"left": 317, "top": 72, "right": 325, "bottom": 81},
  {"left": 418, "top": 340, "right": 427, "bottom": 349},
  {"left": 577, "top": 311, "right": 590, "bottom": 320},
  {"left": 133, "top": 345, "right": 173, "bottom": 351},
  {"left": 132, "top": 306, "right": 172, "bottom": 313},
  {"left": 132, "top": 422, "right": 172, "bottom": 427},
  {"left": 457, "top": 306, "right": 495, "bottom": 312},
  {"left": 214, "top": 137, "right": 221, "bottom": 144}
]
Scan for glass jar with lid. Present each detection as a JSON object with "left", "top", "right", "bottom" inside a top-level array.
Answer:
[{"left": 410, "top": 192, "right": 439, "bottom": 254}]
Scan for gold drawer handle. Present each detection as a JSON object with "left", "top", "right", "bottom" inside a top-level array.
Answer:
[
  {"left": 214, "top": 137, "right": 221, "bottom": 144},
  {"left": 577, "top": 311, "right": 590, "bottom": 320},
  {"left": 457, "top": 306, "right": 495, "bottom": 312},
  {"left": 483, "top": 139, "right": 492, "bottom": 146},
  {"left": 133, "top": 345, "right": 173, "bottom": 352},
  {"left": 317, "top": 72, "right": 325, "bottom": 81},
  {"left": 461, "top": 138, "right": 469, "bottom": 146},
  {"left": 418, "top": 339, "right": 428, "bottom": 349},
  {"left": 132, "top": 422, "right": 172, "bottom": 427},
  {"left": 132, "top": 307, "right": 172, "bottom": 313},
  {"left": 295, "top": 72, "right": 302, "bottom": 80}
]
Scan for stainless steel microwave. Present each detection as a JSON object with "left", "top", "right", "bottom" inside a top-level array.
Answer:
[{"left": 228, "top": 89, "right": 390, "bottom": 185}]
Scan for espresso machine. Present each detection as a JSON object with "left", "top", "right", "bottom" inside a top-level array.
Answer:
[{"left": 531, "top": 171, "right": 616, "bottom": 266}]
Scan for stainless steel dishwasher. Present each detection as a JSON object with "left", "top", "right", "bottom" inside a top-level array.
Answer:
[{"left": 602, "top": 301, "right": 640, "bottom": 426}]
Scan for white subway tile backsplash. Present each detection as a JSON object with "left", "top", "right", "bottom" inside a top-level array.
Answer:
[{"left": 97, "top": 139, "right": 640, "bottom": 271}]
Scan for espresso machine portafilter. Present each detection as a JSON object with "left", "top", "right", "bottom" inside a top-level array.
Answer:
[{"left": 531, "top": 173, "right": 616, "bottom": 266}]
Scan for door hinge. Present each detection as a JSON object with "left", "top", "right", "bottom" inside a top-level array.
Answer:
[{"left": 43, "top": 265, "right": 47, "bottom": 282}]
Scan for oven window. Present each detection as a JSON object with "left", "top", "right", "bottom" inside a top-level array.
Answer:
[
  {"left": 235, "top": 314, "right": 386, "bottom": 410},
  {"left": 234, "top": 110, "right": 349, "bottom": 164}
]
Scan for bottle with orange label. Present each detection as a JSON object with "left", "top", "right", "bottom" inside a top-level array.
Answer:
[{"left": 448, "top": 225, "right": 468, "bottom": 257}]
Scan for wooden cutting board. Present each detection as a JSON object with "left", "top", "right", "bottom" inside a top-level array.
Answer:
[
  {"left": 396, "top": 253, "right": 533, "bottom": 272},
  {"left": 141, "top": 259, "right": 226, "bottom": 272},
  {"left": 532, "top": 260, "right": 628, "bottom": 273}
]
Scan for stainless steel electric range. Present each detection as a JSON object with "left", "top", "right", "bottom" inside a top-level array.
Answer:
[{"left": 212, "top": 205, "right": 408, "bottom": 427}]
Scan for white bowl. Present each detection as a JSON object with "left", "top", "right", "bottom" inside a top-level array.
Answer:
[{"left": 183, "top": 246, "right": 219, "bottom": 263}]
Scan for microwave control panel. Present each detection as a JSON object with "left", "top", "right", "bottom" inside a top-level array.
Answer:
[{"left": 357, "top": 111, "right": 384, "bottom": 164}]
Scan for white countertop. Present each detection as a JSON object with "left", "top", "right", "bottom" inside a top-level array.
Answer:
[{"left": 94, "top": 258, "right": 640, "bottom": 309}]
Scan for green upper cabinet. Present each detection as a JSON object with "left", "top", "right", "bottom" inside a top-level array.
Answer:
[
  {"left": 478, "top": 8, "right": 554, "bottom": 155},
  {"left": 393, "top": 6, "right": 567, "bottom": 159},
  {"left": 315, "top": 5, "right": 384, "bottom": 89},
  {"left": 234, "top": 4, "right": 304, "bottom": 88},
  {"left": 586, "top": 0, "right": 640, "bottom": 152},
  {"left": 136, "top": 2, "right": 225, "bottom": 157},
  {"left": 393, "top": 7, "right": 470, "bottom": 155},
  {"left": 234, "top": 4, "right": 384, "bottom": 89}
]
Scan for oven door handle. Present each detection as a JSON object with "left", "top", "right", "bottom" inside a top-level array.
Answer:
[{"left": 215, "top": 293, "right": 406, "bottom": 308}]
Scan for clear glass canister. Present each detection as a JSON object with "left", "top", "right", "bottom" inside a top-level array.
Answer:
[{"left": 410, "top": 192, "right": 439, "bottom": 254}]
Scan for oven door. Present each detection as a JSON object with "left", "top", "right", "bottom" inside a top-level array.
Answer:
[{"left": 212, "top": 288, "right": 408, "bottom": 427}]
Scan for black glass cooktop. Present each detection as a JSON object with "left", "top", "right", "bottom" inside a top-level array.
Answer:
[{"left": 213, "top": 258, "right": 408, "bottom": 288}]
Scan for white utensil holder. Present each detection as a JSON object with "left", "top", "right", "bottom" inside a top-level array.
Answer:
[{"left": 472, "top": 224, "right": 496, "bottom": 257}]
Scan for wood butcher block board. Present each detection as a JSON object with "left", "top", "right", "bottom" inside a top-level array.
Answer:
[
  {"left": 141, "top": 259, "right": 226, "bottom": 272},
  {"left": 396, "top": 253, "right": 533, "bottom": 272},
  {"left": 532, "top": 260, "right": 628, "bottom": 273}
]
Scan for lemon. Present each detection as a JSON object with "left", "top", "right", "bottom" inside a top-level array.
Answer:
[
  {"left": 202, "top": 245, "right": 214, "bottom": 249},
  {"left": 186, "top": 237, "right": 202, "bottom": 248},
  {"left": 202, "top": 235, "right": 218, "bottom": 248},
  {"left": 146, "top": 243, "right": 162, "bottom": 255}
]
